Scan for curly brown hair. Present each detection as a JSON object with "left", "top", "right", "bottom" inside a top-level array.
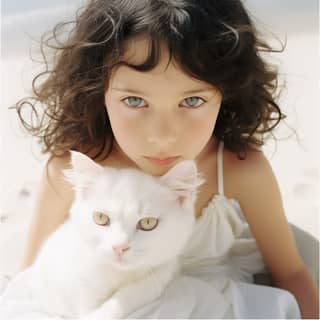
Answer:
[{"left": 12, "top": 0, "right": 287, "bottom": 160}]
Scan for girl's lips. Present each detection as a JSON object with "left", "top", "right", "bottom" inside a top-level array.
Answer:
[{"left": 144, "top": 156, "right": 180, "bottom": 165}]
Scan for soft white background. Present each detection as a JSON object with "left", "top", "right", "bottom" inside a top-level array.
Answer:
[{"left": 0, "top": 0, "right": 319, "bottom": 275}]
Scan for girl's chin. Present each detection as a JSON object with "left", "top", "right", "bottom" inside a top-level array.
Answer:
[{"left": 136, "top": 162, "right": 178, "bottom": 176}]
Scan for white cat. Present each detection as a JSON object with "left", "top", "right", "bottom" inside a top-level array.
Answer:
[{"left": 0, "top": 151, "right": 204, "bottom": 319}]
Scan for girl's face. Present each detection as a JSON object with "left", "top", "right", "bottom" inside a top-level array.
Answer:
[{"left": 104, "top": 38, "right": 222, "bottom": 176}]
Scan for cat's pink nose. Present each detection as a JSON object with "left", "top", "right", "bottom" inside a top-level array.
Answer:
[{"left": 112, "top": 244, "right": 130, "bottom": 256}]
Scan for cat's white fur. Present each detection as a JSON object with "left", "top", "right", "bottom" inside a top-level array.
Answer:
[{"left": 0, "top": 152, "right": 204, "bottom": 319}]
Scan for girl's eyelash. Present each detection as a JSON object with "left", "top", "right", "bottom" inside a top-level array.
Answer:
[
  {"left": 121, "top": 96, "right": 207, "bottom": 108},
  {"left": 181, "top": 97, "right": 206, "bottom": 108},
  {"left": 122, "top": 96, "right": 146, "bottom": 108}
]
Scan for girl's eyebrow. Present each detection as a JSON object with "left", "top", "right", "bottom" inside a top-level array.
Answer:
[{"left": 111, "top": 87, "right": 214, "bottom": 95}]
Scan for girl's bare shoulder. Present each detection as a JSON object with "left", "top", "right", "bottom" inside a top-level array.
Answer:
[
  {"left": 223, "top": 146, "right": 264, "bottom": 199},
  {"left": 224, "top": 147, "right": 305, "bottom": 278},
  {"left": 44, "top": 153, "right": 74, "bottom": 200}
]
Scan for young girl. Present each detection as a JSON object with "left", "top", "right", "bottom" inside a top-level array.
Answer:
[{"left": 14, "top": 0, "right": 318, "bottom": 318}]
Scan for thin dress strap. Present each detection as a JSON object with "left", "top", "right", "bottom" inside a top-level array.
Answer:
[{"left": 217, "top": 140, "right": 224, "bottom": 195}]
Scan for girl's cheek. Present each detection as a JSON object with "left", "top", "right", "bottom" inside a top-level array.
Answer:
[
  {"left": 106, "top": 99, "right": 146, "bottom": 122},
  {"left": 106, "top": 104, "right": 145, "bottom": 140},
  {"left": 188, "top": 111, "right": 219, "bottom": 142},
  {"left": 186, "top": 106, "right": 219, "bottom": 129},
  {"left": 190, "top": 119, "right": 215, "bottom": 141}
]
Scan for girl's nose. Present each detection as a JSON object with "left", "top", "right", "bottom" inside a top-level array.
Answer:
[
  {"left": 112, "top": 244, "right": 130, "bottom": 256},
  {"left": 147, "top": 135, "right": 176, "bottom": 147},
  {"left": 146, "top": 117, "right": 177, "bottom": 147}
]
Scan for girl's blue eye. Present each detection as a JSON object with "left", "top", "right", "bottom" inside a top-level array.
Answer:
[
  {"left": 181, "top": 97, "right": 205, "bottom": 108},
  {"left": 122, "top": 96, "right": 205, "bottom": 108},
  {"left": 123, "top": 96, "right": 146, "bottom": 108}
]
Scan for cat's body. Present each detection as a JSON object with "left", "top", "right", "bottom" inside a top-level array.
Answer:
[
  {"left": 0, "top": 152, "right": 204, "bottom": 320},
  {"left": 30, "top": 219, "right": 177, "bottom": 318}
]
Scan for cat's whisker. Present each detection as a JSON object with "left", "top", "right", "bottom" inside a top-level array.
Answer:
[
  {"left": 129, "top": 248, "right": 146, "bottom": 258},
  {"left": 128, "top": 249, "right": 144, "bottom": 258},
  {"left": 145, "top": 264, "right": 163, "bottom": 298}
]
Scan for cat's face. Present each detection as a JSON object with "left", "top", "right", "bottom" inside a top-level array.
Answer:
[{"left": 65, "top": 151, "right": 204, "bottom": 270}]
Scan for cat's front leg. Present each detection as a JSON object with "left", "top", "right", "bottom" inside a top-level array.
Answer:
[
  {"left": 80, "top": 263, "right": 177, "bottom": 320},
  {"left": 79, "top": 297, "right": 122, "bottom": 320}
]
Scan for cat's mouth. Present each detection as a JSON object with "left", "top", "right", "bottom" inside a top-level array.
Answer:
[
  {"left": 110, "top": 254, "right": 138, "bottom": 270},
  {"left": 110, "top": 251, "right": 144, "bottom": 269},
  {"left": 115, "top": 255, "right": 126, "bottom": 263},
  {"left": 111, "top": 251, "right": 131, "bottom": 265}
]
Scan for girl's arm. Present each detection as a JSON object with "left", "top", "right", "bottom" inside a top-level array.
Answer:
[
  {"left": 272, "top": 267, "right": 319, "bottom": 320},
  {"left": 18, "top": 155, "right": 74, "bottom": 272},
  {"left": 230, "top": 150, "right": 319, "bottom": 319}
]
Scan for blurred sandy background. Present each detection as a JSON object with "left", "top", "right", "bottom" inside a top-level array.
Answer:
[{"left": 0, "top": 0, "right": 319, "bottom": 276}]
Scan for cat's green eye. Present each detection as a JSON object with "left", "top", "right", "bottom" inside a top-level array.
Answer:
[
  {"left": 137, "top": 217, "right": 159, "bottom": 231},
  {"left": 93, "top": 211, "right": 110, "bottom": 226}
]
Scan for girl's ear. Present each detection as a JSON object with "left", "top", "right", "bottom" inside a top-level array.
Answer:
[
  {"left": 159, "top": 160, "right": 205, "bottom": 205},
  {"left": 63, "top": 151, "right": 103, "bottom": 196}
]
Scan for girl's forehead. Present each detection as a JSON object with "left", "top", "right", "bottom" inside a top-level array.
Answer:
[
  {"left": 115, "top": 37, "right": 176, "bottom": 75},
  {"left": 121, "top": 36, "right": 154, "bottom": 65},
  {"left": 108, "top": 37, "right": 215, "bottom": 92}
]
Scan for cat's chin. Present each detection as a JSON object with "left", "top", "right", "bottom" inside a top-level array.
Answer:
[
  {"left": 108, "top": 258, "right": 140, "bottom": 271},
  {"left": 106, "top": 253, "right": 148, "bottom": 271}
]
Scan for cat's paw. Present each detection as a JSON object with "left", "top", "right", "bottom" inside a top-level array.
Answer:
[{"left": 80, "top": 298, "right": 123, "bottom": 320}]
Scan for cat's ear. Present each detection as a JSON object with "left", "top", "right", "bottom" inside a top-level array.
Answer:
[
  {"left": 159, "top": 160, "right": 205, "bottom": 205},
  {"left": 63, "top": 150, "right": 103, "bottom": 197},
  {"left": 68, "top": 150, "right": 102, "bottom": 176}
]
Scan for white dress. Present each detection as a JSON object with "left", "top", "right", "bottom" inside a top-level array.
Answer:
[{"left": 127, "top": 141, "right": 301, "bottom": 319}]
